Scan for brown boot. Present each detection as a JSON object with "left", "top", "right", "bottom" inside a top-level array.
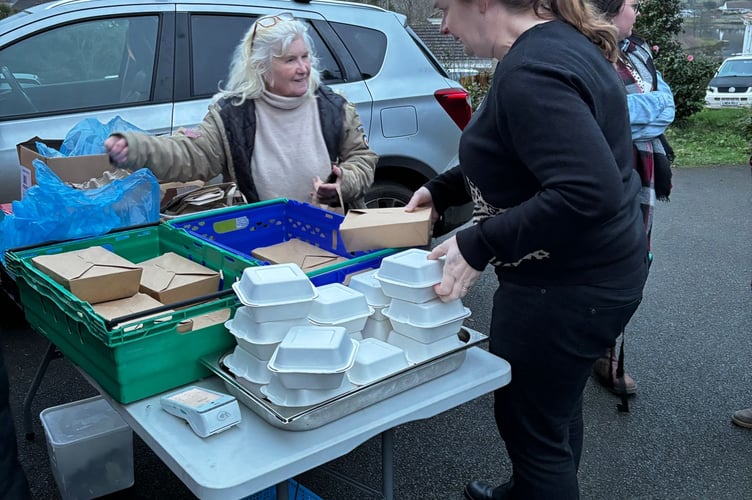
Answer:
[{"left": 592, "top": 347, "right": 636, "bottom": 396}]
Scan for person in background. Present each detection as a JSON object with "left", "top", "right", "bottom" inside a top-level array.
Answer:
[
  {"left": 590, "top": 0, "right": 675, "bottom": 400},
  {"left": 0, "top": 342, "right": 32, "bottom": 500},
  {"left": 405, "top": 0, "right": 649, "bottom": 498},
  {"left": 105, "top": 13, "right": 376, "bottom": 210}
]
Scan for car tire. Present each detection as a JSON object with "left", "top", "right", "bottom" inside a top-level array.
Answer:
[{"left": 365, "top": 180, "right": 414, "bottom": 208}]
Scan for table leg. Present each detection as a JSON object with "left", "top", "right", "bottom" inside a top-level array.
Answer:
[
  {"left": 276, "top": 480, "right": 289, "bottom": 500},
  {"left": 23, "top": 341, "right": 61, "bottom": 440},
  {"left": 382, "top": 429, "right": 394, "bottom": 500}
]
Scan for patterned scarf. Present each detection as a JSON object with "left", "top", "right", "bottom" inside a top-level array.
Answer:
[{"left": 617, "top": 38, "right": 673, "bottom": 250}]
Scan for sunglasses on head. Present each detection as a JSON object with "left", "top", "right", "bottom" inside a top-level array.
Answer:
[{"left": 250, "top": 12, "right": 294, "bottom": 51}]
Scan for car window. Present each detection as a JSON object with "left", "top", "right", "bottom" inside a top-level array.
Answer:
[
  {"left": 190, "top": 14, "right": 343, "bottom": 98},
  {"left": 718, "top": 59, "right": 752, "bottom": 77},
  {"left": 0, "top": 15, "right": 159, "bottom": 120},
  {"left": 329, "top": 22, "right": 386, "bottom": 79}
]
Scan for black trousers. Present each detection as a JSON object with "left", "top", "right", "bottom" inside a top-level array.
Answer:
[
  {"left": 0, "top": 342, "right": 31, "bottom": 500},
  {"left": 488, "top": 261, "right": 648, "bottom": 500}
]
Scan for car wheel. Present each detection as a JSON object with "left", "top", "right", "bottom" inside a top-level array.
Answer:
[{"left": 365, "top": 180, "right": 414, "bottom": 208}]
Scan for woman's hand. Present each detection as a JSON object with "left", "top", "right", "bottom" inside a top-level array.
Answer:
[
  {"left": 405, "top": 186, "right": 439, "bottom": 224},
  {"left": 104, "top": 135, "right": 129, "bottom": 166},
  {"left": 314, "top": 165, "right": 342, "bottom": 205},
  {"left": 429, "top": 235, "right": 481, "bottom": 302}
]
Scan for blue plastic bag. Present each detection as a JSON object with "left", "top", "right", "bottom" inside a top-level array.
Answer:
[
  {"left": 36, "top": 116, "right": 146, "bottom": 157},
  {"left": 0, "top": 160, "right": 160, "bottom": 262}
]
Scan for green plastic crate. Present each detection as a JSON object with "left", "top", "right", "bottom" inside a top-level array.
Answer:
[{"left": 5, "top": 224, "right": 257, "bottom": 404}]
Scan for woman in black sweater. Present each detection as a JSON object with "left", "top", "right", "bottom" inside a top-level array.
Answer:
[{"left": 406, "top": 0, "right": 649, "bottom": 498}]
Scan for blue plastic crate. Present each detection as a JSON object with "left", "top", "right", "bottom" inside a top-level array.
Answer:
[
  {"left": 168, "top": 198, "right": 396, "bottom": 285},
  {"left": 243, "top": 479, "right": 323, "bottom": 500}
]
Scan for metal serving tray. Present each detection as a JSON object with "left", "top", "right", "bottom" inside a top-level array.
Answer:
[{"left": 200, "top": 327, "right": 487, "bottom": 431}]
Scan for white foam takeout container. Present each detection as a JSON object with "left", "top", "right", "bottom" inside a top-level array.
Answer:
[
  {"left": 347, "top": 269, "right": 391, "bottom": 308},
  {"left": 383, "top": 297, "right": 470, "bottom": 344},
  {"left": 374, "top": 248, "right": 443, "bottom": 285},
  {"left": 232, "top": 263, "right": 317, "bottom": 321},
  {"left": 260, "top": 374, "right": 354, "bottom": 408},
  {"left": 223, "top": 345, "right": 273, "bottom": 385},
  {"left": 361, "top": 317, "right": 391, "bottom": 342},
  {"left": 374, "top": 250, "right": 441, "bottom": 302},
  {"left": 225, "top": 307, "right": 308, "bottom": 345},
  {"left": 386, "top": 329, "right": 465, "bottom": 364},
  {"left": 347, "top": 338, "right": 409, "bottom": 386},
  {"left": 307, "top": 283, "right": 374, "bottom": 333},
  {"left": 267, "top": 325, "right": 359, "bottom": 390},
  {"left": 384, "top": 308, "right": 471, "bottom": 344},
  {"left": 225, "top": 322, "right": 281, "bottom": 360}
]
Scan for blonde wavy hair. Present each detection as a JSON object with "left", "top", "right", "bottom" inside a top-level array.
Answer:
[{"left": 213, "top": 13, "right": 321, "bottom": 105}]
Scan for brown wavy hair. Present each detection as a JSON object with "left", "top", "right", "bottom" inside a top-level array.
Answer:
[{"left": 499, "top": 0, "right": 620, "bottom": 62}]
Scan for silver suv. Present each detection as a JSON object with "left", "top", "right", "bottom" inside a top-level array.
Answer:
[{"left": 0, "top": 0, "right": 472, "bottom": 233}]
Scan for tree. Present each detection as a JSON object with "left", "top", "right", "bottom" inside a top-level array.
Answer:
[
  {"left": 636, "top": 0, "right": 720, "bottom": 122},
  {"left": 0, "top": 3, "right": 15, "bottom": 20}
]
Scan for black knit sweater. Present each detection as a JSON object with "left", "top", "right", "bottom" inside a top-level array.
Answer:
[{"left": 426, "top": 21, "right": 646, "bottom": 285}]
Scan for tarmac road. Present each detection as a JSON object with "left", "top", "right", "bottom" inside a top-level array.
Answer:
[{"left": 2, "top": 164, "right": 751, "bottom": 500}]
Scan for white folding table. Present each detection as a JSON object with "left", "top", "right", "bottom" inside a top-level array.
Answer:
[{"left": 90, "top": 347, "right": 511, "bottom": 500}]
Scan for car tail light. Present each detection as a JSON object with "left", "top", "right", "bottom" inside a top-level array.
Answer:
[{"left": 434, "top": 88, "right": 472, "bottom": 130}]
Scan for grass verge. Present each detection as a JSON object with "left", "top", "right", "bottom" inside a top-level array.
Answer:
[{"left": 666, "top": 108, "right": 751, "bottom": 167}]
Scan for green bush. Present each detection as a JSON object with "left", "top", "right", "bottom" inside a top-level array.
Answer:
[
  {"left": 0, "top": 3, "right": 14, "bottom": 19},
  {"left": 635, "top": 0, "right": 720, "bottom": 123}
]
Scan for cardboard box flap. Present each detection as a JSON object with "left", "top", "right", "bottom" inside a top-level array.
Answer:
[
  {"left": 31, "top": 246, "right": 142, "bottom": 303},
  {"left": 140, "top": 252, "right": 218, "bottom": 292},
  {"left": 301, "top": 254, "right": 342, "bottom": 269},
  {"left": 251, "top": 239, "right": 348, "bottom": 272},
  {"left": 138, "top": 252, "right": 220, "bottom": 304}
]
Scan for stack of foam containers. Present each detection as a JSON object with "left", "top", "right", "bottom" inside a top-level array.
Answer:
[
  {"left": 347, "top": 269, "right": 393, "bottom": 342},
  {"left": 307, "top": 283, "right": 373, "bottom": 340},
  {"left": 262, "top": 325, "right": 358, "bottom": 407},
  {"left": 225, "top": 263, "right": 317, "bottom": 387},
  {"left": 375, "top": 248, "right": 471, "bottom": 363}
]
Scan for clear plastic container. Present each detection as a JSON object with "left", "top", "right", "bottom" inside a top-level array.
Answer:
[
  {"left": 347, "top": 338, "right": 409, "bottom": 386},
  {"left": 40, "top": 396, "right": 134, "bottom": 500}
]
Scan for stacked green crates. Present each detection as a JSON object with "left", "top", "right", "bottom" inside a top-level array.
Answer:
[{"left": 5, "top": 224, "right": 256, "bottom": 404}]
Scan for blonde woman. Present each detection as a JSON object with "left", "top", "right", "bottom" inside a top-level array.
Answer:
[{"left": 105, "top": 13, "right": 376, "bottom": 210}]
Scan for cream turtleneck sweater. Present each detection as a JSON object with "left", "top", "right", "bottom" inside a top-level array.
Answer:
[{"left": 251, "top": 90, "right": 332, "bottom": 203}]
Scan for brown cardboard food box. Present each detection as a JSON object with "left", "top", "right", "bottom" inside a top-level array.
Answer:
[
  {"left": 91, "top": 292, "right": 172, "bottom": 330},
  {"left": 16, "top": 137, "right": 112, "bottom": 197},
  {"left": 139, "top": 252, "right": 220, "bottom": 305},
  {"left": 31, "top": 246, "right": 142, "bottom": 304},
  {"left": 251, "top": 239, "right": 348, "bottom": 273},
  {"left": 338, "top": 207, "right": 432, "bottom": 252}
]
